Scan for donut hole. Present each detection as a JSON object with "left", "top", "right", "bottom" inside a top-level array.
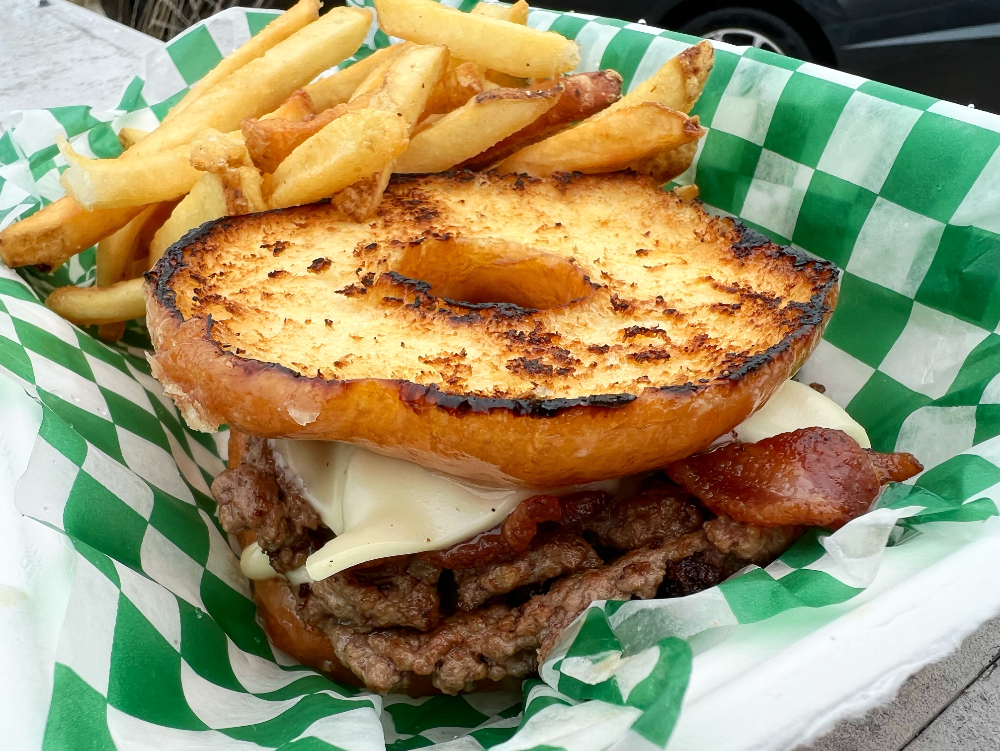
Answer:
[{"left": 395, "top": 237, "right": 594, "bottom": 310}]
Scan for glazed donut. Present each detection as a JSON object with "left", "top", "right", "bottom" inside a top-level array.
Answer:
[{"left": 146, "top": 171, "right": 838, "bottom": 487}]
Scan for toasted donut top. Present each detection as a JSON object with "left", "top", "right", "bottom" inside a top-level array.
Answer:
[{"left": 149, "top": 172, "right": 838, "bottom": 408}]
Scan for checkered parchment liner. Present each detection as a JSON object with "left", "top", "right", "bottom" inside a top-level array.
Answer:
[{"left": 2, "top": 2, "right": 1000, "bottom": 749}]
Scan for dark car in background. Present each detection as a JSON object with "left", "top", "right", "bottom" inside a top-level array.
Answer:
[{"left": 539, "top": 0, "right": 1000, "bottom": 112}]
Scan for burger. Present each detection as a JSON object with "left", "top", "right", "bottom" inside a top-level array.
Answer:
[{"left": 144, "top": 170, "right": 922, "bottom": 695}]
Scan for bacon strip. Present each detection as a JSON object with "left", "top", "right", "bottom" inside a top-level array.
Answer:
[{"left": 667, "top": 428, "right": 923, "bottom": 529}]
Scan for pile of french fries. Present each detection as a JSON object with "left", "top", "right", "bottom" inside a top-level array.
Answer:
[{"left": 0, "top": 0, "right": 712, "bottom": 340}]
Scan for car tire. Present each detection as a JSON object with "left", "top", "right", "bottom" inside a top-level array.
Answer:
[{"left": 678, "top": 7, "right": 816, "bottom": 61}]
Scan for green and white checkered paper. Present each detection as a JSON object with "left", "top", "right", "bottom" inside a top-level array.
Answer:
[{"left": 2, "top": 2, "right": 1000, "bottom": 749}]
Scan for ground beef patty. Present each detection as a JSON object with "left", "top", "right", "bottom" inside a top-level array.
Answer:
[{"left": 212, "top": 436, "right": 801, "bottom": 694}]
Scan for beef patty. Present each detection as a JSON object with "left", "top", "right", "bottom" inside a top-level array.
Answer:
[{"left": 212, "top": 436, "right": 800, "bottom": 694}]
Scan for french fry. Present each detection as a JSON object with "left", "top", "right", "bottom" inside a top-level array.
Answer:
[
  {"left": 322, "top": 47, "right": 447, "bottom": 218},
  {"left": 189, "top": 129, "right": 252, "bottom": 174},
  {"left": 373, "top": 0, "right": 578, "bottom": 78},
  {"left": 597, "top": 40, "right": 714, "bottom": 119},
  {"left": 674, "top": 182, "right": 700, "bottom": 204},
  {"left": 462, "top": 70, "right": 623, "bottom": 169},
  {"left": 227, "top": 167, "right": 268, "bottom": 215},
  {"left": 366, "top": 44, "right": 450, "bottom": 131},
  {"left": 188, "top": 129, "right": 267, "bottom": 214},
  {"left": 163, "top": 0, "right": 321, "bottom": 123},
  {"left": 463, "top": 0, "right": 531, "bottom": 88},
  {"left": 117, "top": 127, "right": 149, "bottom": 150},
  {"left": 129, "top": 7, "right": 371, "bottom": 156},
  {"left": 0, "top": 198, "right": 143, "bottom": 270},
  {"left": 98, "top": 321, "right": 127, "bottom": 342},
  {"left": 95, "top": 203, "right": 160, "bottom": 341},
  {"left": 395, "top": 85, "right": 561, "bottom": 173},
  {"left": 243, "top": 106, "right": 349, "bottom": 174},
  {"left": 261, "top": 89, "right": 315, "bottom": 122},
  {"left": 412, "top": 113, "right": 445, "bottom": 135},
  {"left": 484, "top": 70, "right": 527, "bottom": 88},
  {"left": 630, "top": 140, "right": 698, "bottom": 184},
  {"left": 468, "top": 0, "right": 531, "bottom": 87},
  {"left": 0, "top": 5, "right": 368, "bottom": 273},
  {"left": 471, "top": 0, "right": 529, "bottom": 24},
  {"left": 268, "top": 108, "right": 409, "bottom": 209},
  {"left": 330, "top": 165, "right": 393, "bottom": 222},
  {"left": 422, "top": 61, "right": 485, "bottom": 116},
  {"left": 498, "top": 102, "right": 706, "bottom": 176},
  {"left": 304, "top": 43, "right": 413, "bottom": 112},
  {"left": 59, "top": 139, "right": 200, "bottom": 210},
  {"left": 131, "top": 200, "right": 179, "bottom": 270},
  {"left": 45, "top": 277, "right": 147, "bottom": 326},
  {"left": 87, "top": 200, "right": 173, "bottom": 336},
  {"left": 597, "top": 41, "right": 713, "bottom": 183},
  {"left": 149, "top": 173, "right": 228, "bottom": 263},
  {"left": 96, "top": 204, "right": 160, "bottom": 290}
]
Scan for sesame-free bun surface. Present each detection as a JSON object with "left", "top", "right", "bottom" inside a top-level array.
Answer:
[{"left": 147, "top": 172, "right": 838, "bottom": 486}]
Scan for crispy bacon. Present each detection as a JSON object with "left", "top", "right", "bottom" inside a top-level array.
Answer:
[
  {"left": 667, "top": 428, "right": 923, "bottom": 529},
  {"left": 868, "top": 449, "right": 924, "bottom": 485}
]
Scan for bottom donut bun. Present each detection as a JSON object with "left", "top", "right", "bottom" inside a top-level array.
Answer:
[{"left": 252, "top": 574, "right": 526, "bottom": 697}]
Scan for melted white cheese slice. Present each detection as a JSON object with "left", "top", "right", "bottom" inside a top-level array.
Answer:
[
  {"left": 239, "top": 541, "right": 278, "bottom": 581},
  {"left": 239, "top": 542, "right": 312, "bottom": 584},
  {"left": 270, "top": 441, "right": 619, "bottom": 582},
  {"left": 734, "top": 379, "right": 870, "bottom": 448},
  {"left": 237, "top": 380, "right": 866, "bottom": 584}
]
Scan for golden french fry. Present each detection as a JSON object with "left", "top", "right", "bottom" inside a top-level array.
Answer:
[
  {"left": 459, "top": 0, "right": 529, "bottom": 93},
  {"left": 149, "top": 173, "right": 228, "bottom": 263},
  {"left": 189, "top": 129, "right": 252, "bottom": 173},
  {"left": 598, "top": 40, "right": 714, "bottom": 119},
  {"left": 674, "top": 183, "right": 699, "bottom": 203},
  {"left": 484, "top": 70, "right": 526, "bottom": 88},
  {"left": 46, "top": 277, "right": 146, "bottom": 326},
  {"left": 631, "top": 140, "right": 698, "bottom": 184},
  {"left": 395, "top": 85, "right": 561, "bottom": 173},
  {"left": 59, "top": 138, "right": 200, "bottom": 210},
  {"left": 227, "top": 166, "right": 268, "bottom": 215},
  {"left": 261, "top": 89, "right": 315, "bottom": 122},
  {"left": 131, "top": 200, "right": 178, "bottom": 269},
  {"left": 330, "top": 165, "right": 393, "bottom": 222},
  {"left": 304, "top": 43, "right": 413, "bottom": 112},
  {"left": 97, "top": 322, "right": 127, "bottom": 342},
  {"left": 163, "top": 0, "right": 321, "bottom": 123},
  {"left": 374, "top": 0, "right": 578, "bottom": 78},
  {"left": 367, "top": 44, "right": 450, "bottom": 131},
  {"left": 422, "top": 61, "right": 485, "bottom": 116},
  {"left": 129, "top": 7, "right": 371, "bottom": 156},
  {"left": 412, "top": 113, "right": 445, "bottom": 135},
  {"left": 95, "top": 204, "right": 161, "bottom": 341},
  {"left": 471, "top": 0, "right": 529, "bottom": 24},
  {"left": 97, "top": 204, "right": 161, "bottom": 289},
  {"left": 243, "top": 106, "right": 350, "bottom": 174},
  {"left": 498, "top": 102, "right": 705, "bottom": 176},
  {"left": 268, "top": 108, "right": 409, "bottom": 209},
  {"left": 117, "top": 127, "right": 149, "bottom": 150},
  {"left": 599, "top": 41, "right": 713, "bottom": 182},
  {"left": 242, "top": 43, "right": 448, "bottom": 172},
  {"left": 187, "top": 129, "right": 266, "bottom": 214},
  {"left": 0, "top": 198, "right": 143, "bottom": 270},
  {"left": 462, "top": 71, "right": 623, "bottom": 170}
]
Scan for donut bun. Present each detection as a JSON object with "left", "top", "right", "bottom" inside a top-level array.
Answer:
[{"left": 147, "top": 171, "right": 838, "bottom": 487}]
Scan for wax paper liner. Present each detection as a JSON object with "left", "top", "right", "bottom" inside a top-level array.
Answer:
[{"left": 1, "top": 3, "right": 1000, "bottom": 750}]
